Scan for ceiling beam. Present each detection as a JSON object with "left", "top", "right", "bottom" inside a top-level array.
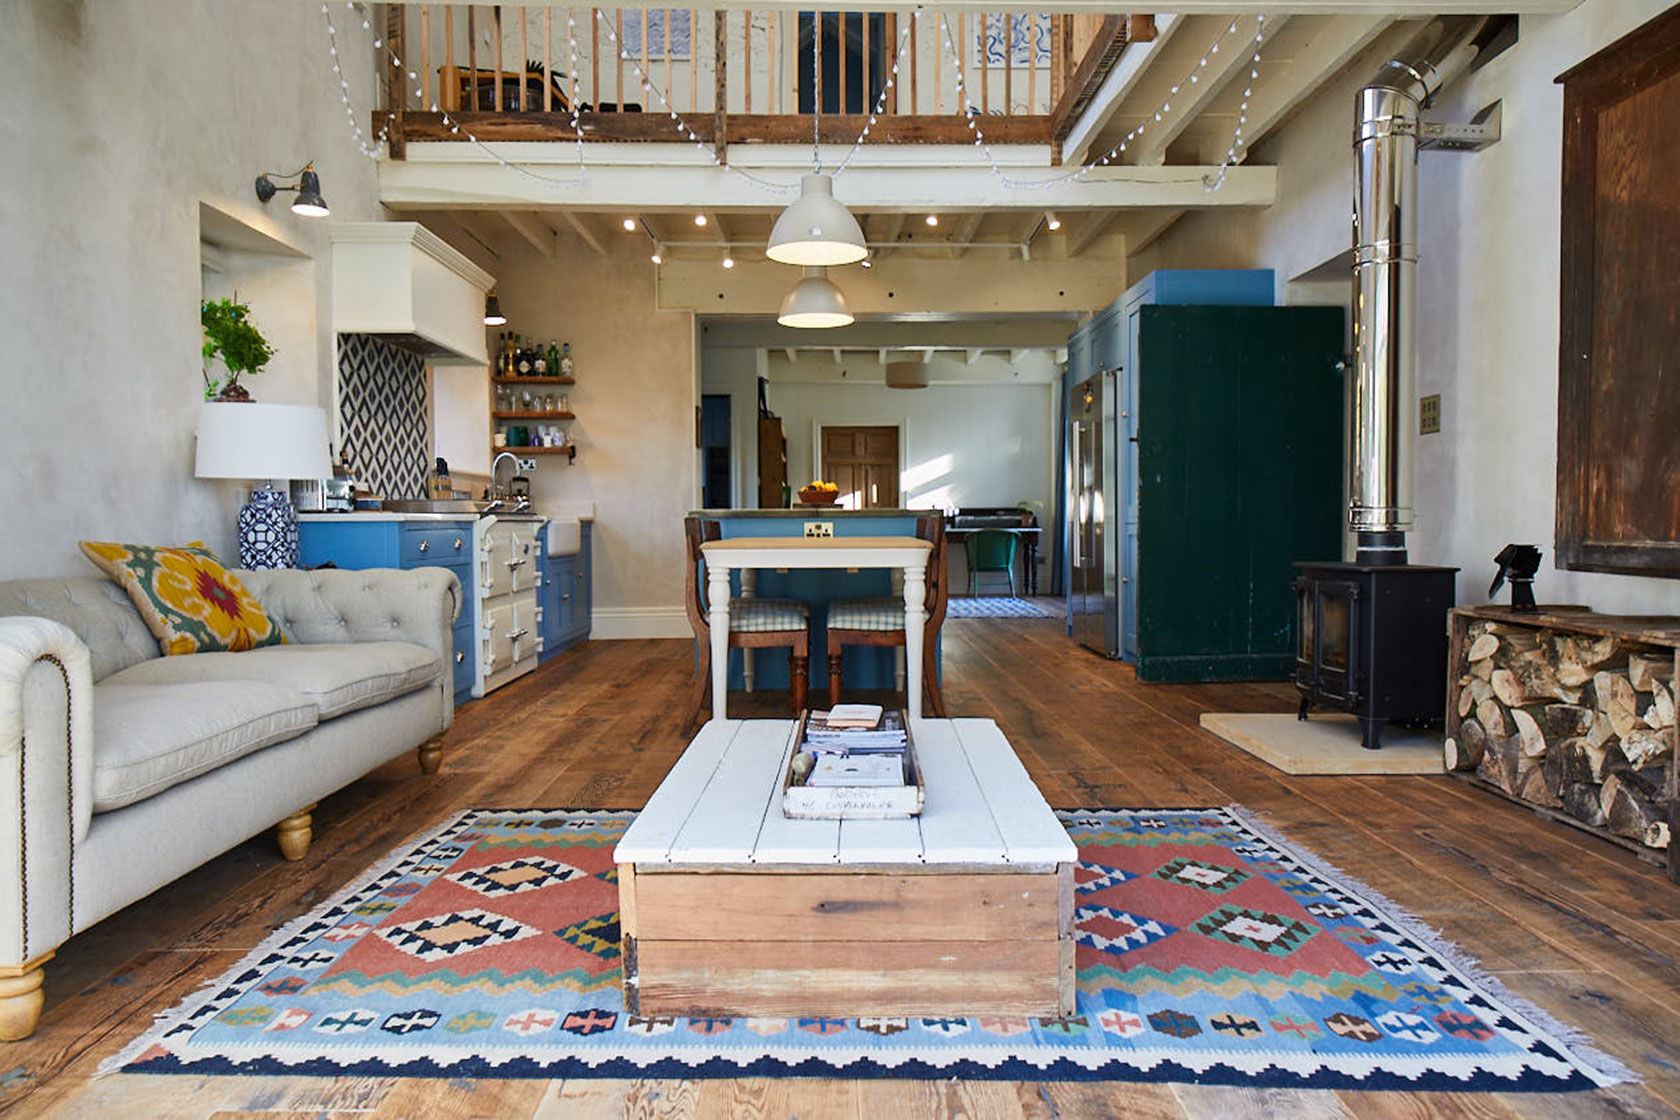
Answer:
[
  {"left": 967, "top": 348, "right": 984, "bottom": 365},
  {"left": 871, "top": 212, "right": 909, "bottom": 259},
  {"left": 1125, "top": 15, "right": 1291, "bottom": 167},
  {"left": 559, "top": 211, "right": 611, "bottom": 256},
  {"left": 1067, "top": 210, "right": 1121, "bottom": 258},
  {"left": 1049, "top": 16, "right": 1129, "bottom": 146},
  {"left": 948, "top": 212, "right": 986, "bottom": 260},
  {"left": 1060, "top": 14, "right": 1184, "bottom": 168},
  {"left": 502, "top": 211, "right": 555, "bottom": 256},
  {"left": 706, "top": 210, "right": 731, "bottom": 245},
  {"left": 783, "top": 347, "right": 797, "bottom": 365},
  {"left": 1192, "top": 15, "right": 1397, "bottom": 164},
  {"left": 1113, "top": 209, "right": 1187, "bottom": 257},
  {"left": 381, "top": 159, "right": 1277, "bottom": 212}
]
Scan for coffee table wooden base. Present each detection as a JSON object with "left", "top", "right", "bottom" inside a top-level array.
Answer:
[{"left": 620, "top": 864, "right": 1075, "bottom": 1019}]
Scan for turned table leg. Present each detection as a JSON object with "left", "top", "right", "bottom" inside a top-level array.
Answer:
[
  {"left": 277, "top": 804, "right": 318, "bottom": 862},
  {"left": 0, "top": 952, "right": 53, "bottom": 1041}
]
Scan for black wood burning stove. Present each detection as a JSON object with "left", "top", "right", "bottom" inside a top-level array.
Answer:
[{"left": 1294, "top": 561, "right": 1457, "bottom": 749}]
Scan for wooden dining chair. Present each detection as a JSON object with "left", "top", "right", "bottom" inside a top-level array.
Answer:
[
  {"left": 683, "top": 516, "right": 810, "bottom": 728},
  {"left": 824, "top": 513, "right": 948, "bottom": 717}
]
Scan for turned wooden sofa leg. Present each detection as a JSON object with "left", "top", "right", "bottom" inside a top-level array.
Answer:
[
  {"left": 277, "top": 805, "right": 317, "bottom": 862},
  {"left": 417, "top": 736, "right": 444, "bottom": 774},
  {"left": 0, "top": 952, "right": 53, "bottom": 1041}
]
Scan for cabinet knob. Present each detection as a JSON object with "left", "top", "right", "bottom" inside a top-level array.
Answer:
[
  {"left": 576, "top": 571, "right": 584, "bottom": 581},
  {"left": 418, "top": 540, "right": 431, "bottom": 552},
  {"left": 453, "top": 537, "right": 464, "bottom": 549},
  {"left": 562, "top": 593, "right": 571, "bottom": 601},
  {"left": 507, "top": 558, "right": 526, "bottom": 570},
  {"left": 507, "top": 627, "right": 530, "bottom": 640},
  {"left": 455, "top": 650, "right": 465, "bottom": 664}
]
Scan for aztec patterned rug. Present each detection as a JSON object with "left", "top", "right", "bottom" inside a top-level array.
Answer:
[
  {"left": 946, "top": 596, "right": 1057, "bottom": 619},
  {"left": 107, "top": 808, "right": 1630, "bottom": 1090}
]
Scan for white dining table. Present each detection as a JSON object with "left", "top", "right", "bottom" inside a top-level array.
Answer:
[{"left": 697, "top": 535, "right": 935, "bottom": 722}]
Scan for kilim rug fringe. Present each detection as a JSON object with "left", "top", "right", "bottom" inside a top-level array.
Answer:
[{"left": 99, "top": 806, "right": 1635, "bottom": 1089}]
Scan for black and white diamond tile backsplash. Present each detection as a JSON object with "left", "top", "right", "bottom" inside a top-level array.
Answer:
[{"left": 338, "top": 333, "right": 430, "bottom": 500}]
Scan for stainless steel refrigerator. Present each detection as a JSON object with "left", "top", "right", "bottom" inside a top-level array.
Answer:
[{"left": 1069, "top": 370, "right": 1121, "bottom": 658}]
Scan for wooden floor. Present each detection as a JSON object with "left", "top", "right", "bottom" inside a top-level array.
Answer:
[{"left": 6, "top": 616, "right": 1680, "bottom": 1118}]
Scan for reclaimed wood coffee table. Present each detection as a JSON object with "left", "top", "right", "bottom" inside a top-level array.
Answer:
[{"left": 615, "top": 718, "right": 1077, "bottom": 1018}]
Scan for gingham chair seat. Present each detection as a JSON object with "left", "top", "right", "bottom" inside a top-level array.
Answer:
[
  {"left": 727, "top": 597, "right": 810, "bottom": 633},
  {"left": 827, "top": 597, "right": 928, "bottom": 632}
]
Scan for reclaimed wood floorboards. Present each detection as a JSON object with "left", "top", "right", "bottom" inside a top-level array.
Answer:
[{"left": 4, "top": 615, "right": 1679, "bottom": 1118}]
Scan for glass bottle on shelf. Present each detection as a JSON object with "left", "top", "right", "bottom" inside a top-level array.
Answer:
[
  {"left": 560, "top": 342, "right": 573, "bottom": 378},
  {"left": 521, "top": 387, "right": 534, "bottom": 410},
  {"left": 516, "top": 337, "right": 533, "bottom": 377},
  {"left": 533, "top": 344, "right": 548, "bottom": 375},
  {"left": 547, "top": 340, "right": 560, "bottom": 376},
  {"left": 559, "top": 392, "right": 569, "bottom": 413}
]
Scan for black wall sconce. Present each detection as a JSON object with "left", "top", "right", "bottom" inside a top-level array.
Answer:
[
  {"left": 255, "top": 163, "right": 329, "bottom": 217},
  {"left": 483, "top": 291, "right": 507, "bottom": 325}
]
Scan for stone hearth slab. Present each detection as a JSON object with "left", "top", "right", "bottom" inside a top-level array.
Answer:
[{"left": 1200, "top": 713, "right": 1444, "bottom": 776}]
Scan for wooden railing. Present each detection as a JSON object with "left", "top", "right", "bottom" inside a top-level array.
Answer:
[{"left": 376, "top": 4, "right": 1134, "bottom": 153}]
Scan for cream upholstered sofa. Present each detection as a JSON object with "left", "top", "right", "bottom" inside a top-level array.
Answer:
[{"left": 0, "top": 567, "right": 460, "bottom": 1041}]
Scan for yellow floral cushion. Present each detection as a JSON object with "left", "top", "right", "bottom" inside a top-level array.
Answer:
[{"left": 79, "top": 541, "right": 287, "bottom": 655}]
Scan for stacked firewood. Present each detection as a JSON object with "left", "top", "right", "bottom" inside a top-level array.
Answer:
[{"left": 1445, "top": 620, "right": 1676, "bottom": 849}]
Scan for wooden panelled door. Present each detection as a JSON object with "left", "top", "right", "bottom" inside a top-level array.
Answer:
[{"left": 821, "top": 426, "right": 900, "bottom": 509}]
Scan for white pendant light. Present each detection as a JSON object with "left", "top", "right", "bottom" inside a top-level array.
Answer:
[
  {"left": 766, "top": 173, "right": 868, "bottom": 266},
  {"left": 885, "top": 360, "right": 929, "bottom": 389},
  {"left": 778, "top": 266, "right": 854, "bottom": 329}
]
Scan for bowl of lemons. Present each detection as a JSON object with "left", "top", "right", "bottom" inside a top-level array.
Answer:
[{"left": 796, "top": 480, "right": 841, "bottom": 506}]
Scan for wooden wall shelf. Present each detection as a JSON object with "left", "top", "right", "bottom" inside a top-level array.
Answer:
[
  {"left": 493, "top": 410, "right": 575, "bottom": 421},
  {"left": 493, "top": 375, "right": 574, "bottom": 386},
  {"left": 517, "top": 445, "right": 577, "bottom": 459}
]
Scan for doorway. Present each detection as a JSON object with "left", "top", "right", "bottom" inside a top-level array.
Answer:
[
  {"left": 700, "top": 394, "right": 732, "bottom": 509},
  {"left": 820, "top": 425, "right": 900, "bottom": 509}
]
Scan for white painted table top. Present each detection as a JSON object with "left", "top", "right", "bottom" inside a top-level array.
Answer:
[
  {"left": 698, "top": 536, "right": 932, "bottom": 569},
  {"left": 615, "top": 719, "right": 1076, "bottom": 868}
]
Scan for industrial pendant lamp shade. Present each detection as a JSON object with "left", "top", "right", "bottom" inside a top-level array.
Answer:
[
  {"left": 766, "top": 173, "right": 867, "bottom": 266},
  {"left": 777, "top": 267, "right": 854, "bottom": 329},
  {"left": 290, "top": 168, "right": 329, "bottom": 217},
  {"left": 885, "top": 360, "right": 929, "bottom": 389},
  {"left": 483, "top": 291, "right": 507, "bottom": 325}
]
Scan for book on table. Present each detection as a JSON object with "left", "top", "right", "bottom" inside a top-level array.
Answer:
[{"left": 783, "top": 709, "right": 924, "bottom": 819}]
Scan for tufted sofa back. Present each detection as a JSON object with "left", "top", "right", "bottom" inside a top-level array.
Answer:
[{"left": 0, "top": 578, "right": 159, "bottom": 681}]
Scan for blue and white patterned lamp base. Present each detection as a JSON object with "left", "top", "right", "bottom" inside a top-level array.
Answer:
[{"left": 239, "top": 487, "right": 299, "bottom": 569}]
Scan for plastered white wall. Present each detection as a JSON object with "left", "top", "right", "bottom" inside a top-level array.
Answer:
[
  {"left": 0, "top": 0, "right": 381, "bottom": 578},
  {"left": 488, "top": 232, "right": 698, "bottom": 631},
  {"left": 1142, "top": 0, "right": 1680, "bottom": 615},
  {"left": 433, "top": 364, "right": 492, "bottom": 474}
]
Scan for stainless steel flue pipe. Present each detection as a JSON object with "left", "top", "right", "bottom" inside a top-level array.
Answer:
[{"left": 1349, "top": 18, "right": 1485, "bottom": 563}]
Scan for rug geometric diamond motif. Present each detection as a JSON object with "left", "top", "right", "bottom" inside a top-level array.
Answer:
[
  {"left": 376, "top": 908, "right": 542, "bottom": 962},
  {"left": 1074, "top": 905, "right": 1177, "bottom": 958},
  {"left": 557, "top": 912, "right": 621, "bottom": 962},
  {"left": 446, "top": 857, "right": 586, "bottom": 897},
  {"left": 1194, "top": 904, "right": 1314, "bottom": 957},
  {"left": 1153, "top": 856, "right": 1250, "bottom": 893},
  {"left": 108, "top": 807, "right": 1632, "bottom": 1091}
]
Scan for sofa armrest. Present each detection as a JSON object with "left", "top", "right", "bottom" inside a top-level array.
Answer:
[
  {"left": 234, "top": 568, "right": 462, "bottom": 728},
  {"left": 0, "top": 617, "right": 94, "bottom": 966}
]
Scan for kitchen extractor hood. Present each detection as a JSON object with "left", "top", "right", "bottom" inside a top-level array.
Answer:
[{"left": 329, "top": 222, "right": 493, "bottom": 366}]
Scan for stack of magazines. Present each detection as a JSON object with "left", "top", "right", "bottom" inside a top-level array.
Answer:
[{"left": 800, "top": 705, "right": 909, "bottom": 787}]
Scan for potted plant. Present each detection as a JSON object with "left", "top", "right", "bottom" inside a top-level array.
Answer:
[{"left": 201, "top": 297, "right": 274, "bottom": 401}]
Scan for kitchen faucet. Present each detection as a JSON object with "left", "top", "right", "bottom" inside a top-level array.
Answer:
[{"left": 487, "top": 451, "right": 530, "bottom": 513}]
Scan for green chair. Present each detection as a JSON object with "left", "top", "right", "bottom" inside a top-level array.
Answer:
[{"left": 965, "top": 529, "right": 1019, "bottom": 597}]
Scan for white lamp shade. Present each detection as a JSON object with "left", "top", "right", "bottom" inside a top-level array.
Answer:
[
  {"left": 885, "top": 360, "right": 929, "bottom": 389},
  {"left": 196, "top": 402, "right": 332, "bottom": 481},
  {"left": 777, "top": 267, "right": 854, "bottom": 329},
  {"left": 766, "top": 173, "right": 868, "bottom": 266}
]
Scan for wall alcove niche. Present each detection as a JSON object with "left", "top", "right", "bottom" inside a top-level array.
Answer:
[{"left": 1554, "top": 4, "right": 1680, "bottom": 578}]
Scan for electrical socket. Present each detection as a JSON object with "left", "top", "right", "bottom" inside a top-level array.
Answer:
[
  {"left": 804, "top": 521, "right": 834, "bottom": 538},
  {"left": 517, "top": 457, "right": 538, "bottom": 471}
]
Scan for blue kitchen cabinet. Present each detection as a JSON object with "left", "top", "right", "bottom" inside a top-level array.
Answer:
[
  {"left": 298, "top": 518, "right": 476, "bottom": 705},
  {"left": 538, "top": 521, "right": 593, "bottom": 660}
]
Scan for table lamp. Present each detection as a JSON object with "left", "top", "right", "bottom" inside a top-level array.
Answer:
[{"left": 196, "top": 402, "right": 332, "bottom": 569}]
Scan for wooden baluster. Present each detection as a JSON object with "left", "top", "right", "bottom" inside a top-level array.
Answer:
[
  {"left": 616, "top": 8, "right": 624, "bottom": 109},
  {"left": 641, "top": 4, "right": 649, "bottom": 104},
  {"left": 572, "top": 7, "right": 582, "bottom": 114},
  {"left": 955, "top": 12, "right": 965, "bottom": 115},
  {"left": 467, "top": 5, "right": 477, "bottom": 110},
  {"left": 591, "top": 7, "right": 600, "bottom": 111},
  {"left": 885, "top": 12, "right": 895, "bottom": 113},
  {"left": 420, "top": 5, "right": 431, "bottom": 109},
  {"left": 769, "top": 10, "right": 778, "bottom": 114},
  {"left": 814, "top": 10, "right": 822, "bottom": 115},
  {"left": 519, "top": 4, "right": 529, "bottom": 110},
  {"left": 908, "top": 8, "right": 916, "bottom": 114},
  {"left": 494, "top": 5, "right": 504, "bottom": 112},
  {"left": 544, "top": 7, "right": 552, "bottom": 111},
  {"left": 862, "top": 10, "right": 869, "bottom": 114},
  {"left": 387, "top": 3, "right": 407, "bottom": 157},
  {"left": 1028, "top": 13, "right": 1038, "bottom": 114},
  {"left": 838, "top": 12, "right": 847, "bottom": 114},
  {"left": 714, "top": 10, "right": 727, "bottom": 159},
  {"left": 663, "top": 4, "right": 672, "bottom": 109},
  {"left": 743, "top": 9, "right": 751, "bottom": 114},
  {"left": 979, "top": 13, "right": 989, "bottom": 115},
  {"left": 933, "top": 10, "right": 942, "bottom": 114},
  {"left": 443, "top": 6, "right": 455, "bottom": 112},
  {"left": 1005, "top": 11, "right": 1013, "bottom": 115},
  {"left": 690, "top": 8, "right": 699, "bottom": 111}
]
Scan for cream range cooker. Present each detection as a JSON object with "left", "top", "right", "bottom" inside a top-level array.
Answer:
[{"left": 472, "top": 513, "right": 548, "bottom": 696}]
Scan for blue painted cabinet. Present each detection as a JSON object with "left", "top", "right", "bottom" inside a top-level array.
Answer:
[
  {"left": 298, "top": 518, "right": 476, "bottom": 705},
  {"left": 538, "top": 521, "right": 593, "bottom": 660}
]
